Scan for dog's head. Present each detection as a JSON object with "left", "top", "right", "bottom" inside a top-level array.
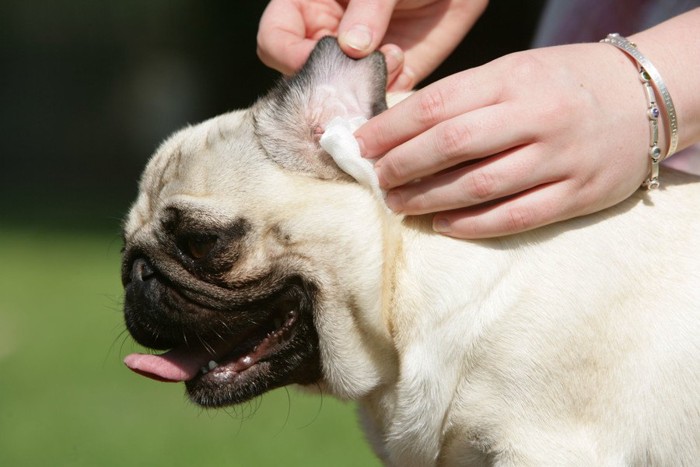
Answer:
[{"left": 121, "top": 38, "right": 398, "bottom": 408}]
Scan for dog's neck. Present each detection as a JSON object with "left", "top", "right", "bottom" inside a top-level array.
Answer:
[{"left": 364, "top": 214, "right": 516, "bottom": 465}]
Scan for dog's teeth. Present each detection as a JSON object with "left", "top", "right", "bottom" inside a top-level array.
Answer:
[
  {"left": 241, "top": 356, "right": 253, "bottom": 367},
  {"left": 208, "top": 360, "right": 218, "bottom": 370}
]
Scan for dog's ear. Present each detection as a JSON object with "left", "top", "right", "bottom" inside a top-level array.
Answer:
[{"left": 253, "top": 37, "right": 387, "bottom": 179}]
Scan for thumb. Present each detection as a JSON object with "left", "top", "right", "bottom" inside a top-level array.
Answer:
[{"left": 337, "top": 0, "right": 398, "bottom": 58}]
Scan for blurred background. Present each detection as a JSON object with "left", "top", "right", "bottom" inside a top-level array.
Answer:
[{"left": 0, "top": 1, "right": 544, "bottom": 465}]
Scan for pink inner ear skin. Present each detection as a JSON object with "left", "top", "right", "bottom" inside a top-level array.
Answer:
[
  {"left": 313, "top": 124, "right": 324, "bottom": 142},
  {"left": 252, "top": 37, "right": 386, "bottom": 179},
  {"left": 308, "top": 84, "right": 366, "bottom": 131}
]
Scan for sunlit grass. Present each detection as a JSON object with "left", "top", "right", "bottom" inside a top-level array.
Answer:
[{"left": 0, "top": 228, "right": 379, "bottom": 466}]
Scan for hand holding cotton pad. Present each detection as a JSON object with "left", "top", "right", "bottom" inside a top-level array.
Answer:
[{"left": 320, "top": 116, "right": 385, "bottom": 202}]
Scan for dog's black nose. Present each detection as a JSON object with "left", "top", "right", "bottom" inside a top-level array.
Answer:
[
  {"left": 122, "top": 254, "right": 157, "bottom": 287},
  {"left": 131, "top": 257, "right": 156, "bottom": 282}
]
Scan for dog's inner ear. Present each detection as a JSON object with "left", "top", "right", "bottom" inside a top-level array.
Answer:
[{"left": 253, "top": 37, "right": 387, "bottom": 179}]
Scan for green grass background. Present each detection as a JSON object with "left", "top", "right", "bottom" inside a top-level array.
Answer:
[{"left": 0, "top": 228, "right": 380, "bottom": 466}]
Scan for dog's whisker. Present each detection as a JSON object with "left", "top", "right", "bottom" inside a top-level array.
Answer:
[
  {"left": 208, "top": 323, "right": 225, "bottom": 343},
  {"left": 195, "top": 333, "right": 216, "bottom": 356},
  {"left": 217, "top": 319, "right": 233, "bottom": 336},
  {"left": 181, "top": 329, "right": 189, "bottom": 348}
]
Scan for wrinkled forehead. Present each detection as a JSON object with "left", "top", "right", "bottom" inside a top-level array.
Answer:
[
  {"left": 157, "top": 110, "right": 265, "bottom": 192},
  {"left": 123, "top": 110, "right": 274, "bottom": 236}
]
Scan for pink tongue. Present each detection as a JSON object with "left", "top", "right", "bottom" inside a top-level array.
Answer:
[{"left": 124, "top": 347, "right": 211, "bottom": 382}]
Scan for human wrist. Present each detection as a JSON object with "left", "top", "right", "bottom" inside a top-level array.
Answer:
[
  {"left": 627, "top": 8, "right": 700, "bottom": 155},
  {"left": 601, "top": 33, "right": 678, "bottom": 188}
]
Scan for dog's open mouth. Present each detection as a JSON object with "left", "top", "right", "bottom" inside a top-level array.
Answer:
[
  {"left": 124, "top": 293, "right": 297, "bottom": 382},
  {"left": 123, "top": 282, "right": 321, "bottom": 407}
]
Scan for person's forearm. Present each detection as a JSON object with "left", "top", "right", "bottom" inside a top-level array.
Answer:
[{"left": 630, "top": 7, "right": 700, "bottom": 154}]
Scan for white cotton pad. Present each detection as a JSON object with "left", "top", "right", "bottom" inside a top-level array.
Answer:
[{"left": 320, "top": 116, "right": 384, "bottom": 201}]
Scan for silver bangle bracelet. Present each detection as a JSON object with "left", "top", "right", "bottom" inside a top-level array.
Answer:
[
  {"left": 601, "top": 33, "right": 679, "bottom": 189},
  {"left": 639, "top": 69, "right": 661, "bottom": 189}
]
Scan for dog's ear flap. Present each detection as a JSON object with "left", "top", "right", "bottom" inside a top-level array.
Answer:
[{"left": 253, "top": 37, "right": 387, "bottom": 179}]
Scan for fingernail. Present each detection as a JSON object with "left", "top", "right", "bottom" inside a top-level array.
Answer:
[
  {"left": 341, "top": 25, "right": 373, "bottom": 52},
  {"left": 433, "top": 217, "right": 451, "bottom": 233},
  {"left": 385, "top": 191, "right": 403, "bottom": 213},
  {"left": 374, "top": 163, "right": 389, "bottom": 189},
  {"left": 392, "top": 66, "right": 416, "bottom": 91},
  {"left": 357, "top": 135, "right": 379, "bottom": 160},
  {"left": 355, "top": 135, "right": 367, "bottom": 157},
  {"left": 383, "top": 46, "right": 404, "bottom": 75}
]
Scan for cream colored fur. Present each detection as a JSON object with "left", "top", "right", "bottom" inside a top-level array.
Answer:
[{"left": 125, "top": 105, "right": 700, "bottom": 466}]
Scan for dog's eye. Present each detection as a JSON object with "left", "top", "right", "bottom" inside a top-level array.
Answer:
[{"left": 183, "top": 235, "right": 217, "bottom": 260}]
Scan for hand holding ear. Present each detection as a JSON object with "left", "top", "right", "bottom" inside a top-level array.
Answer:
[
  {"left": 356, "top": 43, "right": 654, "bottom": 238},
  {"left": 357, "top": 2, "right": 700, "bottom": 240},
  {"left": 256, "top": 0, "right": 487, "bottom": 90}
]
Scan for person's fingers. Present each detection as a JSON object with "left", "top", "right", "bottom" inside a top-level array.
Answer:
[
  {"left": 374, "top": 103, "right": 534, "bottom": 189},
  {"left": 431, "top": 182, "right": 581, "bottom": 239},
  {"left": 257, "top": 0, "right": 343, "bottom": 75},
  {"left": 257, "top": 36, "right": 319, "bottom": 75},
  {"left": 337, "top": 0, "right": 399, "bottom": 57},
  {"left": 382, "top": 0, "right": 487, "bottom": 85},
  {"left": 379, "top": 44, "right": 405, "bottom": 88},
  {"left": 387, "top": 66, "right": 417, "bottom": 92},
  {"left": 384, "top": 145, "right": 562, "bottom": 215},
  {"left": 257, "top": 3, "right": 316, "bottom": 74},
  {"left": 355, "top": 67, "right": 504, "bottom": 158}
]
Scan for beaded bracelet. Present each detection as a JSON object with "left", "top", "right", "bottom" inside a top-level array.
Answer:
[{"left": 601, "top": 33, "right": 679, "bottom": 189}]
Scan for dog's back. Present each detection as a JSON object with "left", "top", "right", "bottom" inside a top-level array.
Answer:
[{"left": 376, "top": 168, "right": 700, "bottom": 465}]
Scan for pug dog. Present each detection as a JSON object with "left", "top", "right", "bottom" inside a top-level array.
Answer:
[{"left": 121, "top": 38, "right": 700, "bottom": 466}]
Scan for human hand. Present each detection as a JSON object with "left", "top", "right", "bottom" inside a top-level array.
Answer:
[
  {"left": 257, "top": 0, "right": 487, "bottom": 90},
  {"left": 355, "top": 43, "right": 654, "bottom": 238}
]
